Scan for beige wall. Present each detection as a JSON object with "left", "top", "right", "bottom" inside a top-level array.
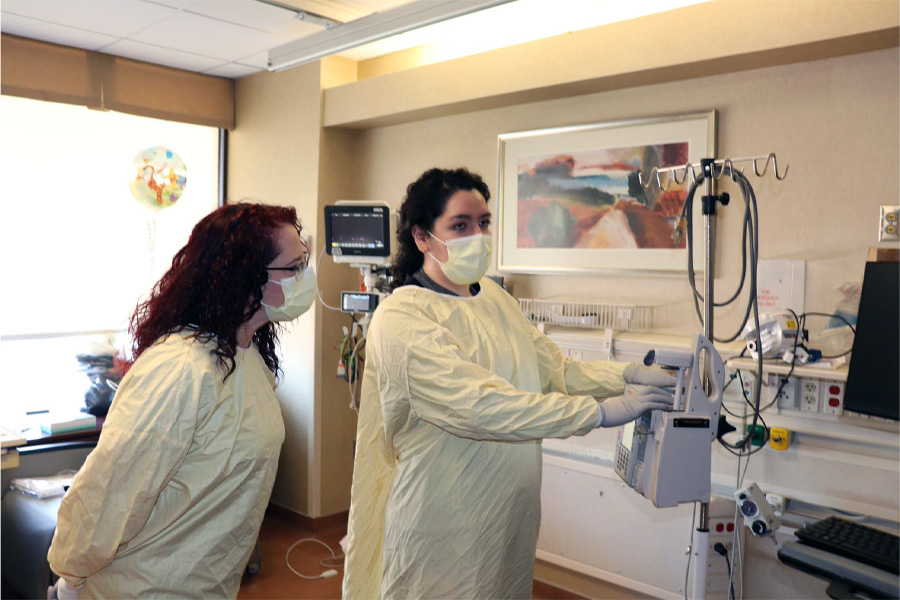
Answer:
[
  {"left": 316, "top": 125, "right": 366, "bottom": 513},
  {"left": 230, "top": 60, "right": 362, "bottom": 517},
  {"left": 229, "top": 0, "right": 899, "bottom": 521},
  {"left": 353, "top": 48, "right": 900, "bottom": 340},
  {"left": 229, "top": 61, "right": 323, "bottom": 515}
]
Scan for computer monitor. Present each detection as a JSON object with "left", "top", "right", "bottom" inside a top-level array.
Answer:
[
  {"left": 324, "top": 204, "right": 391, "bottom": 265},
  {"left": 842, "top": 260, "right": 899, "bottom": 420}
]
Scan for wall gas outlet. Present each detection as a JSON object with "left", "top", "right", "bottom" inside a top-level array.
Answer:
[
  {"left": 741, "top": 372, "right": 759, "bottom": 402},
  {"left": 822, "top": 381, "right": 845, "bottom": 415},
  {"left": 879, "top": 205, "right": 900, "bottom": 242},
  {"left": 801, "top": 378, "right": 820, "bottom": 412}
]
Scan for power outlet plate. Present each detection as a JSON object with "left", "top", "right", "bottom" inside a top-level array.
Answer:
[
  {"left": 822, "top": 380, "right": 845, "bottom": 415},
  {"left": 879, "top": 205, "right": 900, "bottom": 241},
  {"left": 707, "top": 517, "right": 739, "bottom": 577},
  {"left": 768, "top": 374, "right": 798, "bottom": 409},
  {"left": 801, "top": 378, "right": 820, "bottom": 412}
]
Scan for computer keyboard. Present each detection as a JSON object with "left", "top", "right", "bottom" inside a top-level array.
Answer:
[{"left": 795, "top": 516, "right": 899, "bottom": 575}]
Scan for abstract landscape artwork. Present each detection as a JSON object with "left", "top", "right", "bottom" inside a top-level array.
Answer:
[{"left": 497, "top": 112, "right": 715, "bottom": 273}]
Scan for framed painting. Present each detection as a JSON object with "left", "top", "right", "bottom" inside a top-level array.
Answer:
[{"left": 496, "top": 111, "right": 716, "bottom": 274}]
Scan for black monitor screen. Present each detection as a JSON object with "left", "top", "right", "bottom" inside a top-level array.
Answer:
[
  {"left": 843, "top": 260, "right": 899, "bottom": 420},
  {"left": 324, "top": 205, "right": 390, "bottom": 258}
]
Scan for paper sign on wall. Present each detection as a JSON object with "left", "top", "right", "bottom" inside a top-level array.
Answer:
[{"left": 757, "top": 259, "right": 805, "bottom": 313}]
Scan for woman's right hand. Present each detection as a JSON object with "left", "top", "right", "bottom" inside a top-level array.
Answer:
[
  {"left": 48, "top": 578, "right": 83, "bottom": 600},
  {"left": 596, "top": 384, "right": 674, "bottom": 427}
]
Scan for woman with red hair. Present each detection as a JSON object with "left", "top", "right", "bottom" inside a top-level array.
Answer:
[{"left": 48, "top": 203, "right": 313, "bottom": 599}]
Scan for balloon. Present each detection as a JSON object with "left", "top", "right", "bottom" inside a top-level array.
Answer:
[{"left": 129, "top": 146, "right": 187, "bottom": 211}]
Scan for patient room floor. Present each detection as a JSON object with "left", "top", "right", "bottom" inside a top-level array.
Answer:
[
  {"left": 239, "top": 508, "right": 584, "bottom": 599},
  {"left": 0, "top": 507, "right": 582, "bottom": 599}
]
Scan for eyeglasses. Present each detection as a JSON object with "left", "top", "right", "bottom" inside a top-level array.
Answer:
[{"left": 267, "top": 253, "right": 309, "bottom": 274}]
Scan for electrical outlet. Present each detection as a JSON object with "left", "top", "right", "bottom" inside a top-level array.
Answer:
[
  {"left": 709, "top": 516, "right": 737, "bottom": 537},
  {"left": 822, "top": 380, "right": 845, "bottom": 415},
  {"left": 707, "top": 517, "right": 737, "bottom": 576},
  {"left": 879, "top": 205, "right": 900, "bottom": 241},
  {"left": 801, "top": 378, "right": 820, "bottom": 412},
  {"left": 706, "top": 500, "right": 742, "bottom": 597},
  {"left": 768, "top": 374, "right": 798, "bottom": 409}
]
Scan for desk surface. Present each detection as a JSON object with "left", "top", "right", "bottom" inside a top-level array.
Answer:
[{"left": 13, "top": 414, "right": 104, "bottom": 446}]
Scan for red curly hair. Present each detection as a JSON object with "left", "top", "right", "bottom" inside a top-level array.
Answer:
[{"left": 130, "top": 202, "right": 302, "bottom": 379}]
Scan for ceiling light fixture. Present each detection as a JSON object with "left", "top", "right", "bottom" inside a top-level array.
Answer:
[
  {"left": 266, "top": 0, "right": 516, "bottom": 72},
  {"left": 255, "top": 0, "right": 343, "bottom": 29}
]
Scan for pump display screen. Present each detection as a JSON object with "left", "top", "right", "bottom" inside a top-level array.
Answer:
[
  {"left": 620, "top": 420, "right": 636, "bottom": 449},
  {"left": 324, "top": 205, "right": 390, "bottom": 258}
]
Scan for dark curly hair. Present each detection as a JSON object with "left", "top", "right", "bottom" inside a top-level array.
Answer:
[
  {"left": 391, "top": 167, "right": 490, "bottom": 289},
  {"left": 130, "top": 202, "right": 302, "bottom": 379}
]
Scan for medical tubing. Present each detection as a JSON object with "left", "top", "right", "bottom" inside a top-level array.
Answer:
[
  {"left": 285, "top": 537, "right": 344, "bottom": 580},
  {"left": 714, "top": 543, "right": 737, "bottom": 600},
  {"left": 719, "top": 370, "right": 768, "bottom": 457},
  {"left": 682, "top": 167, "right": 765, "bottom": 453},
  {"left": 800, "top": 311, "right": 856, "bottom": 358},
  {"left": 685, "top": 169, "right": 760, "bottom": 343},
  {"left": 759, "top": 308, "right": 803, "bottom": 413},
  {"left": 736, "top": 455, "right": 752, "bottom": 600},
  {"left": 315, "top": 245, "right": 342, "bottom": 311}
]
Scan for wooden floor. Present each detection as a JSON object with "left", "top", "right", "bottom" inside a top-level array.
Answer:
[{"left": 239, "top": 508, "right": 584, "bottom": 599}]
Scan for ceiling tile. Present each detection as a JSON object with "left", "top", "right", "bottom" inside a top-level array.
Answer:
[
  {"left": 1, "top": 1, "right": 178, "bottom": 38},
  {"left": 144, "top": 0, "right": 202, "bottom": 8},
  {"left": 233, "top": 50, "right": 270, "bottom": 69},
  {"left": 129, "top": 11, "right": 288, "bottom": 61},
  {"left": 187, "top": 0, "right": 322, "bottom": 37},
  {"left": 103, "top": 39, "right": 226, "bottom": 71},
  {"left": 0, "top": 12, "right": 119, "bottom": 50},
  {"left": 203, "top": 62, "right": 263, "bottom": 79}
]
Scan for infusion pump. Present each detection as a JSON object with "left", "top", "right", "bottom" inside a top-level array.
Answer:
[{"left": 615, "top": 333, "right": 726, "bottom": 508}]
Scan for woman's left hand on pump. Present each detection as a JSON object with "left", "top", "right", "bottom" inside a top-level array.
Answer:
[{"left": 623, "top": 363, "right": 677, "bottom": 388}]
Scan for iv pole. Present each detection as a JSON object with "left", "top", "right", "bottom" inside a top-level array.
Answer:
[
  {"left": 694, "top": 157, "right": 726, "bottom": 600},
  {"left": 640, "top": 153, "right": 787, "bottom": 599}
]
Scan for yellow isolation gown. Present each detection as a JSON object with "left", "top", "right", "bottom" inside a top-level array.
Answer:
[
  {"left": 342, "top": 279, "right": 626, "bottom": 599},
  {"left": 48, "top": 331, "right": 285, "bottom": 599}
]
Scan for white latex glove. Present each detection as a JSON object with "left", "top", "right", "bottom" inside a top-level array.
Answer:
[
  {"left": 597, "top": 384, "right": 674, "bottom": 428},
  {"left": 623, "top": 363, "right": 678, "bottom": 388},
  {"left": 48, "top": 578, "right": 83, "bottom": 600}
]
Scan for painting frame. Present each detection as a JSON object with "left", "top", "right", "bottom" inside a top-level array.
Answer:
[{"left": 496, "top": 111, "right": 716, "bottom": 275}]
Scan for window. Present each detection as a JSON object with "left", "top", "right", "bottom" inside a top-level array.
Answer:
[{"left": 0, "top": 95, "right": 220, "bottom": 421}]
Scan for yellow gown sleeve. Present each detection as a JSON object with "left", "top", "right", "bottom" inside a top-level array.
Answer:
[
  {"left": 47, "top": 338, "right": 210, "bottom": 585},
  {"left": 378, "top": 307, "right": 600, "bottom": 443},
  {"left": 342, "top": 365, "right": 394, "bottom": 600},
  {"left": 529, "top": 321, "right": 627, "bottom": 398}
]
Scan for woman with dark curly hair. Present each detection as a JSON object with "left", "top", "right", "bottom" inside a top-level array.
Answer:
[
  {"left": 48, "top": 203, "right": 313, "bottom": 600},
  {"left": 343, "top": 168, "right": 675, "bottom": 599}
]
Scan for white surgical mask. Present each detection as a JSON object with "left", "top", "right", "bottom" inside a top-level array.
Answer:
[
  {"left": 263, "top": 267, "right": 316, "bottom": 321},
  {"left": 427, "top": 231, "right": 492, "bottom": 285}
]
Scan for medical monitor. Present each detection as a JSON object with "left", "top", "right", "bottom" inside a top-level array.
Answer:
[
  {"left": 324, "top": 204, "right": 390, "bottom": 265},
  {"left": 843, "top": 260, "right": 899, "bottom": 421}
]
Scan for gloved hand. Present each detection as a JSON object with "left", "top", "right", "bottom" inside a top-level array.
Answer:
[
  {"left": 597, "top": 384, "right": 674, "bottom": 428},
  {"left": 48, "top": 578, "right": 83, "bottom": 600},
  {"left": 623, "top": 363, "right": 678, "bottom": 388}
]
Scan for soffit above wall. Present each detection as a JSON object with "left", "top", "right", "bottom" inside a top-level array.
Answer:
[{"left": 322, "top": 0, "right": 900, "bottom": 129}]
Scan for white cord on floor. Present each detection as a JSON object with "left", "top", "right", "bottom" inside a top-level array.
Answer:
[{"left": 285, "top": 537, "right": 345, "bottom": 580}]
